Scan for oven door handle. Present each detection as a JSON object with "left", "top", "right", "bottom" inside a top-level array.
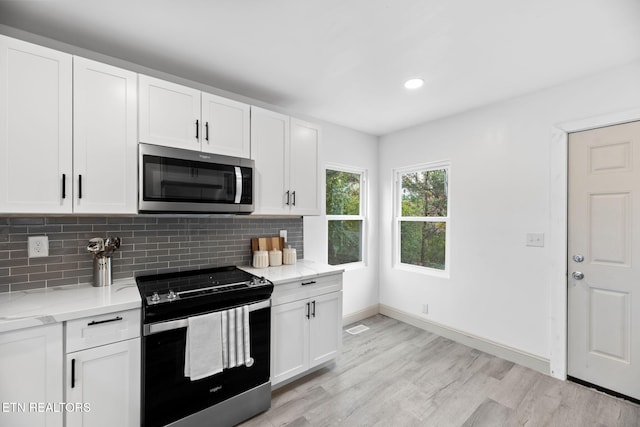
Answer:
[{"left": 143, "top": 299, "right": 270, "bottom": 336}]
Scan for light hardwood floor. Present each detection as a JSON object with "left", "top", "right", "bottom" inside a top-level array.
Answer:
[{"left": 240, "top": 314, "right": 640, "bottom": 427}]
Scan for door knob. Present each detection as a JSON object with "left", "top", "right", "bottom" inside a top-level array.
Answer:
[
  {"left": 572, "top": 271, "right": 584, "bottom": 280},
  {"left": 573, "top": 254, "right": 584, "bottom": 263}
]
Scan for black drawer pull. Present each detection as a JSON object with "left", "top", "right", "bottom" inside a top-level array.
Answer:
[
  {"left": 71, "top": 358, "right": 76, "bottom": 388},
  {"left": 87, "top": 316, "right": 123, "bottom": 326},
  {"left": 62, "top": 174, "right": 66, "bottom": 199},
  {"left": 301, "top": 280, "right": 316, "bottom": 286}
]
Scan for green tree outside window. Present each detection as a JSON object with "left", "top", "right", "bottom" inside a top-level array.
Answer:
[
  {"left": 326, "top": 168, "right": 364, "bottom": 266},
  {"left": 398, "top": 166, "right": 448, "bottom": 271}
]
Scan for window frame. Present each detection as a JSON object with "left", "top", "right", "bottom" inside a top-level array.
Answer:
[
  {"left": 325, "top": 163, "right": 367, "bottom": 269},
  {"left": 393, "top": 160, "right": 450, "bottom": 277}
]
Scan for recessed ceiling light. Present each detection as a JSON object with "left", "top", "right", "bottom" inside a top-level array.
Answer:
[{"left": 404, "top": 78, "right": 424, "bottom": 89}]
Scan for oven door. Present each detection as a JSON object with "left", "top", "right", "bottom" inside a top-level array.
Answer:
[
  {"left": 138, "top": 143, "right": 254, "bottom": 213},
  {"left": 141, "top": 301, "right": 270, "bottom": 427}
]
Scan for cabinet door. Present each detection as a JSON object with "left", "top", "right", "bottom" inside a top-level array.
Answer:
[
  {"left": 138, "top": 74, "right": 201, "bottom": 150},
  {"left": 0, "top": 324, "right": 63, "bottom": 427},
  {"left": 250, "top": 107, "right": 290, "bottom": 214},
  {"left": 309, "top": 291, "right": 343, "bottom": 368},
  {"left": 289, "top": 118, "right": 320, "bottom": 215},
  {"left": 66, "top": 338, "right": 140, "bottom": 427},
  {"left": 271, "top": 299, "right": 309, "bottom": 385},
  {"left": 201, "top": 93, "right": 250, "bottom": 158},
  {"left": 73, "top": 57, "right": 138, "bottom": 213},
  {"left": 0, "top": 35, "right": 72, "bottom": 213}
]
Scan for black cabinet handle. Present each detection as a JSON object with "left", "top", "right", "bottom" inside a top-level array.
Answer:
[
  {"left": 301, "top": 281, "right": 316, "bottom": 286},
  {"left": 285, "top": 191, "right": 290, "bottom": 206},
  {"left": 87, "top": 316, "right": 123, "bottom": 326},
  {"left": 311, "top": 300, "right": 316, "bottom": 318},
  {"left": 205, "top": 122, "right": 209, "bottom": 141},
  {"left": 292, "top": 191, "right": 296, "bottom": 206},
  {"left": 305, "top": 302, "right": 310, "bottom": 319},
  {"left": 78, "top": 175, "right": 82, "bottom": 199},
  {"left": 62, "top": 174, "right": 66, "bottom": 199},
  {"left": 71, "top": 358, "right": 76, "bottom": 388},
  {"left": 195, "top": 119, "right": 199, "bottom": 140}
]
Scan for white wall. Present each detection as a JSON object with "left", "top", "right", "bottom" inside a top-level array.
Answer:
[
  {"left": 378, "top": 60, "right": 640, "bottom": 360},
  {"left": 304, "top": 123, "right": 379, "bottom": 320}
]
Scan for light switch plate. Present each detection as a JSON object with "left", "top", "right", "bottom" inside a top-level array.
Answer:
[
  {"left": 279, "top": 229, "right": 287, "bottom": 243},
  {"left": 526, "top": 233, "right": 544, "bottom": 247},
  {"left": 28, "top": 235, "right": 49, "bottom": 257}
]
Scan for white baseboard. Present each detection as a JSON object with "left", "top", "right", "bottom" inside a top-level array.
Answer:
[
  {"left": 342, "top": 304, "right": 380, "bottom": 326},
  {"left": 379, "top": 304, "right": 550, "bottom": 376}
]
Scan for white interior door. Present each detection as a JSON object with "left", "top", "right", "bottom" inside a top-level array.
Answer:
[{"left": 568, "top": 120, "right": 640, "bottom": 400}]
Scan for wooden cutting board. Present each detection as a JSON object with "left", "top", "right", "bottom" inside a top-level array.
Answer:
[{"left": 251, "top": 237, "right": 285, "bottom": 254}]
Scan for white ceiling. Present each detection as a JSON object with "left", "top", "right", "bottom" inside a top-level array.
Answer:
[{"left": 1, "top": 0, "right": 639, "bottom": 136}]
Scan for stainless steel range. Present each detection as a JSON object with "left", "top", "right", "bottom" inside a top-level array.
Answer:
[{"left": 136, "top": 266, "right": 274, "bottom": 427}]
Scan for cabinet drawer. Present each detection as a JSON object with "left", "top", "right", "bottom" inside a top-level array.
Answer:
[
  {"left": 272, "top": 273, "right": 343, "bottom": 306},
  {"left": 66, "top": 309, "right": 140, "bottom": 352}
]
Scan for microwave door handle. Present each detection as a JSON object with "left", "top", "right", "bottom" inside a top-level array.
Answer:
[{"left": 234, "top": 166, "right": 242, "bottom": 204}]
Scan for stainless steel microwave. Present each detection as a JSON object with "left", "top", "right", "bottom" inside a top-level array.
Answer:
[{"left": 138, "top": 143, "right": 254, "bottom": 214}]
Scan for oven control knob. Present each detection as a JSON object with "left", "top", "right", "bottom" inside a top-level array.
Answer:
[
  {"left": 167, "top": 290, "right": 177, "bottom": 301},
  {"left": 151, "top": 292, "right": 160, "bottom": 303},
  {"left": 259, "top": 276, "right": 267, "bottom": 284}
]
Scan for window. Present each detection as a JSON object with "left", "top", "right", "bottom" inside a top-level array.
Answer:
[
  {"left": 326, "top": 166, "right": 366, "bottom": 266},
  {"left": 394, "top": 161, "right": 449, "bottom": 275}
]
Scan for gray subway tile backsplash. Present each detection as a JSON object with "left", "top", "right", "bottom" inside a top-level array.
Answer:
[{"left": 0, "top": 215, "right": 303, "bottom": 293}]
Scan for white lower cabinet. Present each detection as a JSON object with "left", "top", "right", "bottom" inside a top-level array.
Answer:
[
  {"left": 65, "top": 338, "right": 140, "bottom": 427},
  {"left": 272, "top": 299, "right": 310, "bottom": 382},
  {"left": 308, "top": 292, "right": 343, "bottom": 366},
  {"left": 0, "top": 324, "right": 64, "bottom": 427},
  {"left": 64, "top": 309, "right": 141, "bottom": 427},
  {"left": 271, "top": 273, "right": 343, "bottom": 386}
]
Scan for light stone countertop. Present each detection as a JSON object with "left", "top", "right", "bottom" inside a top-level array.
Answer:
[
  {"left": 0, "top": 260, "right": 340, "bottom": 334},
  {"left": 0, "top": 278, "right": 141, "bottom": 333},
  {"left": 240, "top": 259, "right": 344, "bottom": 285}
]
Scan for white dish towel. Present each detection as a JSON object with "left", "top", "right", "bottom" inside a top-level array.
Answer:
[
  {"left": 184, "top": 311, "right": 223, "bottom": 381},
  {"left": 222, "top": 305, "right": 251, "bottom": 369}
]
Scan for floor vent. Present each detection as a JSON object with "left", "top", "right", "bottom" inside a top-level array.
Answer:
[{"left": 346, "top": 324, "right": 370, "bottom": 335}]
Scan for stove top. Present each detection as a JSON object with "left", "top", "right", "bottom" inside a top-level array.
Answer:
[{"left": 136, "top": 266, "right": 273, "bottom": 324}]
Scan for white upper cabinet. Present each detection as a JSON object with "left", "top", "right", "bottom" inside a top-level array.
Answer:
[
  {"left": 289, "top": 118, "right": 321, "bottom": 215},
  {"left": 251, "top": 107, "right": 320, "bottom": 215},
  {"left": 138, "top": 75, "right": 201, "bottom": 151},
  {"left": 139, "top": 74, "right": 250, "bottom": 157},
  {"left": 73, "top": 57, "right": 138, "bottom": 214},
  {"left": 251, "top": 107, "right": 290, "bottom": 214},
  {"left": 0, "top": 35, "right": 137, "bottom": 214},
  {"left": 0, "top": 35, "right": 73, "bottom": 213},
  {"left": 201, "top": 92, "right": 250, "bottom": 158}
]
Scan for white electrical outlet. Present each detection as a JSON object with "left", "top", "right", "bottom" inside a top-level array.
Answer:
[
  {"left": 280, "top": 229, "right": 287, "bottom": 243},
  {"left": 28, "top": 236, "right": 49, "bottom": 258},
  {"left": 526, "top": 233, "right": 545, "bottom": 247},
  {"left": 422, "top": 304, "right": 429, "bottom": 314}
]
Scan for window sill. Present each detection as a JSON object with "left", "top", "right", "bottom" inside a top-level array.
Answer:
[
  {"left": 329, "top": 261, "right": 367, "bottom": 272},
  {"left": 393, "top": 262, "right": 450, "bottom": 279}
]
